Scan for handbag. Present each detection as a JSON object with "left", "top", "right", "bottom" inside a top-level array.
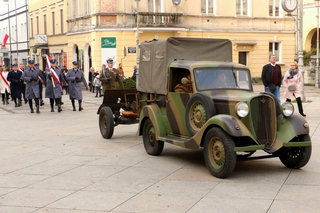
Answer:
[{"left": 288, "top": 85, "right": 296, "bottom": 92}]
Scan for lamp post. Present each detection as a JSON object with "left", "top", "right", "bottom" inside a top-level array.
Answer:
[
  {"left": 315, "top": 0, "right": 320, "bottom": 88},
  {"left": 135, "top": 0, "right": 140, "bottom": 88},
  {"left": 298, "top": 0, "right": 306, "bottom": 101}
]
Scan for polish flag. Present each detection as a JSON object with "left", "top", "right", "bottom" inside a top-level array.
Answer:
[
  {"left": 46, "top": 55, "right": 61, "bottom": 87},
  {"left": 2, "top": 34, "right": 9, "bottom": 47}
]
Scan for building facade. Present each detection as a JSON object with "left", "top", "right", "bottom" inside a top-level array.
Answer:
[
  {"left": 28, "top": 0, "right": 67, "bottom": 71},
  {"left": 66, "top": 0, "right": 296, "bottom": 80},
  {"left": 0, "top": 0, "right": 29, "bottom": 67},
  {"left": 303, "top": 0, "right": 320, "bottom": 52}
]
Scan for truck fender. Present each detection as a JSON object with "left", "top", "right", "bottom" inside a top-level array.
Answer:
[
  {"left": 276, "top": 114, "right": 309, "bottom": 143},
  {"left": 192, "top": 114, "right": 257, "bottom": 146},
  {"left": 138, "top": 104, "right": 167, "bottom": 140}
]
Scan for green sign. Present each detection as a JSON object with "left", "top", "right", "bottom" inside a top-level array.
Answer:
[{"left": 101, "top": 37, "right": 116, "bottom": 48}]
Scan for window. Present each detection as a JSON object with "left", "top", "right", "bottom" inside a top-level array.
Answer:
[
  {"left": 269, "top": 0, "right": 280, "bottom": 17},
  {"left": 269, "top": 42, "right": 281, "bottom": 62},
  {"left": 148, "top": 0, "right": 162, "bottom": 12},
  {"left": 43, "top": 14, "right": 47, "bottom": 34},
  {"left": 60, "top": 9, "right": 63, "bottom": 34},
  {"left": 36, "top": 16, "right": 39, "bottom": 34},
  {"left": 30, "top": 18, "right": 33, "bottom": 37},
  {"left": 236, "top": 0, "right": 249, "bottom": 16},
  {"left": 52, "top": 11, "right": 55, "bottom": 35},
  {"left": 201, "top": 0, "right": 215, "bottom": 14}
]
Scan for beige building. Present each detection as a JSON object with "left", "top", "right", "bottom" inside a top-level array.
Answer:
[
  {"left": 66, "top": 0, "right": 296, "bottom": 80},
  {"left": 303, "top": 0, "right": 320, "bottom": 52},
  {"left": 28, "top": 0, "right": 67, "bottom": 71}
]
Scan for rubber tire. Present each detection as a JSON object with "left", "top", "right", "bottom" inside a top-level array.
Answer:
[
  {"left": 142, "top": 119, "right": 164, "bottom": 156},
  {"left": 186, "top": 93, "right": 216, "bottom": 136},
  {"left": 279, "top": 135, "right": 312, "bottom": 169},
  {"left": 261, "top": 92, "right": 281, "bottom": 117},
  {"left": 203, "top": 127, "right": 237, "bottom": 178},
  {"left": 99, "top": 106, "right": 114, "bottom": 139}
]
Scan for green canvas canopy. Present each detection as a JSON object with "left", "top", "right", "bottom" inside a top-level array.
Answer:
[{"left": 138, "top": 37, "right": 233, "bottom": 95}]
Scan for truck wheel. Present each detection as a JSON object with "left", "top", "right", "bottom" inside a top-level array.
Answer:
[
  {"left": 186, "top": 93, "right": 216, "bottom": 135},
  {"left": 279, "top": 135, "right": 312, "bottom": 169},
  {"left": 203, "top": 127, "right": 237, "bottom": 178},
  {"left": 99, "top": 106, "right": 114, "bottom": 139},
  {"left": 143, "top": 119, "right": 164, "bottom": 156}
]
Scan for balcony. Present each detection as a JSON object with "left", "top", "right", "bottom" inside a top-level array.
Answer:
[{"left": 138, "top": 12, "right": 183, "bottom": 27}]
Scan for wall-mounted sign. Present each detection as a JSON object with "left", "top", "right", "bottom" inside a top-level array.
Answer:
[
  {"left": 128, "top": 47, "right": 136, "bottom": 53},
  {"left": 101, "top": 37, "right": 116, "bottom": 48},
  {"left": 35, "top": 35, "right": 48, "bottom": 45},
  {"left": 101, "top": 37, "right": 117, "bottom": 67}
]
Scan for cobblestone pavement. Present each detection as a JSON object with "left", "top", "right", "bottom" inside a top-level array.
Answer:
[{"left": 0, "top": 85, "right": 320, "bottom": 213}]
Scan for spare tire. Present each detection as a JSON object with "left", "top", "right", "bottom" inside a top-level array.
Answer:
[
  {"left": 186, "top": 93, "right": 216, "bottom": 136},
  {"left": 261, "top": 92, "right": 281, "bottom": 117}
]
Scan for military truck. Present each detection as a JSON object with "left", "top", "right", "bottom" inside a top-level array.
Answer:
[{"left": 98, "top": 37, "right": 311, "bottom": 178}]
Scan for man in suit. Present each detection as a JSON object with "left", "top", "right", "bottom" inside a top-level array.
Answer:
[
  {"left": 99, "top": 58, "right": 124, "bottom": 92},
  {"left": 261, "top": 54, "right": 282, "bottom": 106},
  {"left": 45, "top": 59, "right": 66, "bottom": 113},
  {"left": 20, "top": 60, "right": 45, "bottom": 113},
  {"left": 65, "top": 61, "right": 88, "bottom": 111},
  {"left": 7, "top": 64, "right": 23, "bottom": 107}
]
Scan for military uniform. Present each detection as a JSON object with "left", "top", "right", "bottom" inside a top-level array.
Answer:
[
  {"left": 174, "top": 82, "right": 193, "bottom": 93},
  {"left": 35, "top": 64, "right": 45, "bottom": 106},
  {"left": 99, "top": 68, "right": 124, "bottom": 91},
  {"left": 65, "top": 61, "right": 88, "bottom": 111},
  {"left": 7, "top": 65, "right": 23, "bottom": 106},
  {"left": 20, "top": 60, "right": 45, "bottom": 113},
  {"left": 45, "top": 62, "right": 66, "bottom": 112}
]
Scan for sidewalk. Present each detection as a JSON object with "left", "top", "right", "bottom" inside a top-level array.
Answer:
[{"left": 0, "top": 86, "right": 320, "bottom": 213}]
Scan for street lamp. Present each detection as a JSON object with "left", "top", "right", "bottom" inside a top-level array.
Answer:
[
  {"left": 315, "top": 0, "right": 320, "bottom": 88},
  {"left": 135, "top": 0, "right": 140, "bottom": 88},
  {"left": 298, "top": 0, "right": 306, "bottom": 101}
]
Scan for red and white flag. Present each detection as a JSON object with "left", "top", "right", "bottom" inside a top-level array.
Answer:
[
  {"left": 2, "top": 33, "right": 9, "bottom": 47},
  {"left": 46, "top": 56, "right": 61, "bottom": 87},
  {"left": 1, "top": 58, "right": 4, "bottom": 66},
  {"left": 0, "top": 72, "right": 10, "bottom": 88}
]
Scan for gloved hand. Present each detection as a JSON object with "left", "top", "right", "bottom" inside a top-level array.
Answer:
[
  {"left": 48, "top": 73, "right": 53, "bottom": 80},
  {"left": 31, "top": 77, "right": 38, "bottom": 82},
  {"left": 75, "top": 77, "right": 82, "bottom": 82},
  {"left": 107, "top": 76, "right": 112, "bottom": 82}
]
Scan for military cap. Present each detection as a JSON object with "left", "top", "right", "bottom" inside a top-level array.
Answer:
[
  {"left": 35, "top": 63, "right": 39, "bottom": 67},
  {"left": 28, "top": 60, "right": 35, "bottom": 64},
  {"left": 50, "top": 59, "right": 56, "bottom": 63},
  {"left": 72, "top": 61, "right": 78, "bottom": 65},
  {"left": 106, "top": 58, "right": 114, "bottom": 63},
  {"left": 13, "top": 63, "right": 18, "bottom": 67}
]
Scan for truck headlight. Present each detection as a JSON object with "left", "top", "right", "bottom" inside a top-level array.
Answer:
[
  {"left": 236, "top": 102, "right": 249, "bottom": 118},
  {"left": 281, "top": 102, "right": 294, "bottom": 117}
]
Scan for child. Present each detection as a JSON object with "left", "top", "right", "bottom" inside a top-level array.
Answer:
[{"left": 93, "top": 71, "right": 102, "bottom": 97}]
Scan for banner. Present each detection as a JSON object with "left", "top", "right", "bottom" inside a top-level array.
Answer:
[{"left": 101, "top": 37, "right": 117, "bottom": 68}]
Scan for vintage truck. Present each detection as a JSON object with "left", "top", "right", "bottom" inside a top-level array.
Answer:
[{"left": 97, "top": 37, "right": 311, "bottom": 178}]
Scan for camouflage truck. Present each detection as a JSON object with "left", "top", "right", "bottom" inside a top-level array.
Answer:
[{"left": 98, "top": 37, "right": 311, "bottom": 178}]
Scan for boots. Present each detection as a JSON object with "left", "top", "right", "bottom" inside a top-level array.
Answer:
[
  {"left": 36, "top": 105, "right": 40, "bottom": 114},
  {"left": 2, "top": 100, "right": 5, "bottom": 105},
  {"left": 79, "top": 100, "right": 83, "bottom": 111},
  {"left": 18, "top": 99, "right": 22, "bottom": 107},
  {"left": 14, "top": 99, "right": 17, "bottom": 107},
  {"left": 6, "top": 99, "right": 9, "bottom": 105},
  {"left": 71, "top": 100, "right": 76, "bottom": 111},
  {"left": 296, "top": 97, "right": 306, "bottom": 117},
  {"left": 40, "top": 99, "right": 44, "bottom": 106},
  {"left": 58, "top": 104, "right": 62, "bottom": 112}
]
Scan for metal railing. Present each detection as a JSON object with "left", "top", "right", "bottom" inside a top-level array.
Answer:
[{"left": 138, "top": 12, "right": 183, "bottom": 26}]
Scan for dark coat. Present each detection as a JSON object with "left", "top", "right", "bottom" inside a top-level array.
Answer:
[
  {"left": 7, "top": 70, "right": 23, "bottom": 99},
  {"left": 99, "top": 68, "right": 124, "bottom": 92},
  {"left": 65, "top": 68, "right": 88, "bottom": 100},
  {"left": 20, "top": 67, "right": 45, "bottom": 99},
  {"left": 261, "top": 63, "right": 282, "bottom": 87},
  {"left": 45, "top": 66, "right": 66, "bottom": 99}
]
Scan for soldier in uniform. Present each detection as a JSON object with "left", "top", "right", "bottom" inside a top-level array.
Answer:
[
  {"left": 35, "top": 63, "right": 45, "bottom": 106},
  {"left": 99, "top": 58, "right": 124, "bottom": 92},
  {"left": 65, "top": 61, "right": 88, "bottom": 111},
  {"left": 20, "top": 60, "right": 45, "bottom": 113},
  {"left": 7, "top": 64, "right": 23, "bottom": 107},
  {"left": 45, "top": 59, "right": 66, "bottom": 112},
  {"left": 174, "top": 77, "right": 193, "bottom": 93},
  {"left": 19, "top": 63, "right": 28, "bottom": 104}
]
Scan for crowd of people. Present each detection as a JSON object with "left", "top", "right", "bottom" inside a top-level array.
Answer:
[{"left": 0, "top": 58, "right": 138, "bottom": 114}]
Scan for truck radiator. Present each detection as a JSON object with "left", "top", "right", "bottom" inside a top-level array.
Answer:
[{"left": 250, "top": 96, "right": 277, "bottom": 150}]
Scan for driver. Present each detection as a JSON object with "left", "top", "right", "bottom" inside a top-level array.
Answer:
[
  {"left": 175, "top": 73, "right": 193, "bottom": 93},
  {"left": 214, "top": 72, "right": 227, "bottom": 88}
]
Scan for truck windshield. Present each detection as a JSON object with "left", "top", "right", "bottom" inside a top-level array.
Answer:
[{"left": 194, "top": 68, "right": 251, "bottom": 90}]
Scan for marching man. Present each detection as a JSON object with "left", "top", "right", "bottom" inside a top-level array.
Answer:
[
  {"left": 45, "top": 58, "right": 66, "bottom": 113},
  {"left": 66, "top": 61, "right": 88, "bottom": 111},
  {"left": 7, "top": 64, "right": 23, "bottom": 107},
  {"left": 20, "top": 60, "right": 45, "bottom": 113}
]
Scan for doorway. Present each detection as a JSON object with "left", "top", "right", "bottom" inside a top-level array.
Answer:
[{"left": 238, "top": 52, "right": 248, "bottom": 66}]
